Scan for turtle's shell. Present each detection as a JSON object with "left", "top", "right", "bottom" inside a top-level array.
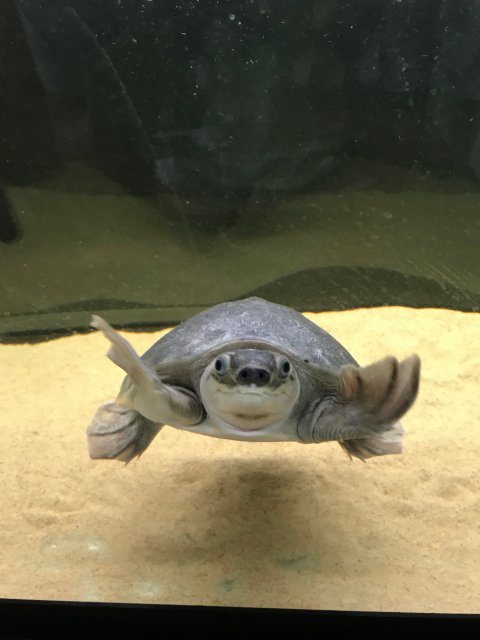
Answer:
[{"left": 141, "top": 298, "right": 356, "bottom": 387}]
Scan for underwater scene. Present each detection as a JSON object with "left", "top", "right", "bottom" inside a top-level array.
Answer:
[{"left": 1, "top": 0, "right": 479, "bottom": 614}]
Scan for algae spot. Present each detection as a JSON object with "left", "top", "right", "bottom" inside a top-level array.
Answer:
[
  {"left": 275, "top": 553, "right": 317, "bottom": 571},
  {"left": 218, "top": 577, "right": 236, "bottom": 593}
]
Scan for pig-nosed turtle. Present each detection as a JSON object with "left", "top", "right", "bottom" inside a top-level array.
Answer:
[{"left": 86, "top": 297, "right": 420, "bottom": 463}]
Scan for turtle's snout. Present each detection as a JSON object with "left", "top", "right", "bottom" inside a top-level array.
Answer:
[
  {"left": 236, "top": 366, "right": 271, "bottom": 386},
  {"left": 201, "top": 348, "right": 300, "bottom": 431}
]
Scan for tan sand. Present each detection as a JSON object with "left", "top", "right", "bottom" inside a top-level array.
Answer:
[{"left": 0, "top": 307, "right": 478, "bottom": 612}]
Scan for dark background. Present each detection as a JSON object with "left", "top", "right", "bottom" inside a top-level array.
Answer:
[{"left": 1, "top": 0, "right": 479, "bottom": 339}]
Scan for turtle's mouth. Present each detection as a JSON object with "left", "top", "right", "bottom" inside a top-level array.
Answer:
[
  {"left": 213, "top": 388, "right": 284, "bottom": 429},
  {"left": 232, "top": 412, "right": 270, "bottom": 421},
  {"left": 202, "top": 378, "right": 297, "bottom": 431},
  {"left": 216, "top": 386, "right": 283, "bottom": 397}
]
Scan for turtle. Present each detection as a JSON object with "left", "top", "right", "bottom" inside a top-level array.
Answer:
[{"left": 86, "top": 296, "right": 420, "bottom": 463}]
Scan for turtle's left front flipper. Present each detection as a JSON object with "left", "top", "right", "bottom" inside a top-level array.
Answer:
[
  {"left": 90, "top": 315, "right": 204, "bottom": 426},
  {"left": 303, "top": 354, "right": 420, "bottom": 460}
]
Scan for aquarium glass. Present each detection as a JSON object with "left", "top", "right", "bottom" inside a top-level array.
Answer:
[{"left": 0, "top": 0, "right": 479, "bottom": 614}]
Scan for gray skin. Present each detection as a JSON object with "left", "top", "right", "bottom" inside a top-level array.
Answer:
[{"left": 86, "top": 297, "right": 420, "bottom": 463}]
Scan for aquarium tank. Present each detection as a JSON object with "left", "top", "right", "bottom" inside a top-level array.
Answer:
[{"left": 0, "top": 0, "right": 479, "bottom": 620}]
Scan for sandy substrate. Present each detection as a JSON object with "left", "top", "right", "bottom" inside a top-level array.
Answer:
[{"left": 0, "top": 307, "right": 479, "bottom": 612}]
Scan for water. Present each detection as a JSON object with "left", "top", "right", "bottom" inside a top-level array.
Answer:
[
  {"left": 0, "top": 0, "right": 479, "bottom": 616},
  {"left": 2, "top": 170, "right": 479, "bottom": 339}
]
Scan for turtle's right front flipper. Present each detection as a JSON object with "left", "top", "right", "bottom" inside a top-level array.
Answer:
[
  {"left": 90, "top": 315, "right": 205, "bottom": 426},
  {"left": 86, "top": 402, "right": 161, "bottom": 462},
  {"left": 300, "top": 354, "right": 420, "bottom": 460}
]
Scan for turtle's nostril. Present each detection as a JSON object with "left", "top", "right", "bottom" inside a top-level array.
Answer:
[{"left": 237, "top": 367, "right": 271, "bottom": 386}]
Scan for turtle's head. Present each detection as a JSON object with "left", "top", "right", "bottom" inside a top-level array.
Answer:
[{"left": 199, "top": 349, "right": 300, "bottom": 430}]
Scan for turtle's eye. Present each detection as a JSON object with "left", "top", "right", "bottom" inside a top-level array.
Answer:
[
  {"left": 279, "top": 358, "right": 291, "bottom": 378},
  {"left": 214, "top": 356, "right": 228, "bottom": 376}
]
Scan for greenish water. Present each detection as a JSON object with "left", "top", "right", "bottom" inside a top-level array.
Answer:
[{"left": 1, "top": 162, "right": 479, "bottom": 340}]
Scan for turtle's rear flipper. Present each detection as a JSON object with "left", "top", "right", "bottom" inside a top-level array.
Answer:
[
  {"left": 340, "top": 421, "right": 404, "bottom": 461},
  {"left": 86, "top": 401, "right": 162, "bottom": 463}
]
